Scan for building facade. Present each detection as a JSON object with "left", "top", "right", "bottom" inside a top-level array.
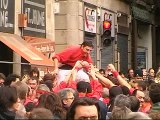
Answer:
[{"left": 0, "top": 0, "right": 55, "bottom": 77}]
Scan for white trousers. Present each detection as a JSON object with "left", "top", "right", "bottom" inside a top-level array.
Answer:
[{"left": 57, "top": 69, "right": 90, "bottom": 84}]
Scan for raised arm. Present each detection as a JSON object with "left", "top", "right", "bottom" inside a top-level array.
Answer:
[
  {"left": 89, "top": 64, "right": 115, "bottom": 88},
  {"left": 107, "top": 64, "right": 131, "bottom": 89}
]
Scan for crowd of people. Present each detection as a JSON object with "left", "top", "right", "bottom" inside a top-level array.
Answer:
[{"left": 0, "top": 41, "right": 160, "bottom": 119}]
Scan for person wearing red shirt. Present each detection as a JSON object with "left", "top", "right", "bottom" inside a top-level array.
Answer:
[{"left": 52, "top": 41, "right": 94, "bottom": 83}]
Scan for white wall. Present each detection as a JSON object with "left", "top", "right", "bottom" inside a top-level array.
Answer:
[{"left": 137, "top": 24, "right": 152, "bottom": 69}]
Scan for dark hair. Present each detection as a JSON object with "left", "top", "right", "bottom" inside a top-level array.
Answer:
[
  {"left": 43, "top": 80, "right": 53, "bottom": 91},
  {"left": 77, "top": 81, "right": 92, "bottom": 93},
  {"left": 27, "top": 76, "right": 39, "bottom": 84},
  {"left": 81, "top": 41, "right": 94, "bottom": 48},
  {"left": 0, "top": 86, "right": 18, "bottom": 112},
  {"left": 0, "top": 73, "right": 6, "bottom": 80},
  {"left": 109, "top": 86, "right": 123, "bottom": 99},
  {"left": 29, "top": 67, "right": 39, "bottom": 78},
  {"left": 43, "top": 73, "right": 56, "bottom": 82},
  {"left": 99, "top": 69, "right": 105, "bottom": 73},
  {"left": 149, "top": 83, "right": 160, "bottom": 104},
  {"left": 25, "top": 102, "right": 36, "bottom": 112},
  {"left": 137, "top": 80, "right": 147, "bottom": 91},
  {"left": 11, "top": 81, "right": 28, "bottom": 100},
  {"left": 67, "top": 97, "right": 100, "bottom": 120},
  {"left": 4, "top": 74, "right": 21, "bottom": 86},
  {"left": 132, "top": 89, "right": 138, "bottom": 96},
  {"left": 29, "top": 108, "right": 53, "bottom": 119},
  {"left": 37, "top": 93, "right": 66, "bottom": 119},
  {"left": 129, "top": 96, "right": 140, "bottom": 112},
  {"left": 148, "top": 68, "right": 154, "bottom": 73},
  {"left": 120, "top": 86, "right": 130, "bottom": 96}
]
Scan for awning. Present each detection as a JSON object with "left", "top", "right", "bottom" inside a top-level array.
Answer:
[
  {"left": 23, "top": 36, "right": 55, "bottom": 54},
  {"left": 0, "top": 32, "right": 54, "bottom": 67}
]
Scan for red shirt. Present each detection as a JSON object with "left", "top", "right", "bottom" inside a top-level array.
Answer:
[{"left": 52, "top": 45, "right": 92, "bottom": 67}]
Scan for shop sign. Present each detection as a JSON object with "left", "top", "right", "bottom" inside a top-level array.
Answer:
[
  {"left": 101, "top": 10, "right": 115, "bottom": 37},
  {"left": 84, "top": 6, "right": 96, "bottom": 33},
  {"left": 0, "top": 0, "right": 15, "bottom": 33},
  {"left": 23, "top": 36, "right": 55, "bottom": 54},
  {"left": 23, "top": 0, "right": 46, "bottom": 38}
]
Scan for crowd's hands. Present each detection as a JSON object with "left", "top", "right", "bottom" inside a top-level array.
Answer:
[
  {"left": 106, "top": 64, "right": 116, "bottom": 72},
  {"left": 73, "top": 60, "right": 83, "bottom": 70},
  {"left": 53, "top": 67, "right": 59, "bottom": 75}
]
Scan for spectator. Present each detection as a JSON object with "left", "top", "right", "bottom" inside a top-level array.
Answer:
[
  {"left": 77, "top": 81, "right": 92, "bottom": 97},
  {"left": 4, "top": 74, "right": 20, "bottom": 86},
  {"left": 0, "top": 86, "right": 20, "bottom": 119},
  {"left": 110, "top": 106, "right": 131, "bottom": 119},
  {"left": 0, "top": 73, "right": 5, "bottom": 87},
  {"left": 11, "top": 81, "right": 28, "bottom": 113},
  {"left": 149, "top": 83, "right": 160, "bottom": 112},
  {"left": 132, "top": 89, "right": 145, "bottom": 108},
  {"left": 52, "top": 41, "right": 93, "bottom": 83},
  {"left": 67, "top": 97, "right": 100, "bottom": 120},
  {"left": 114, "top": 94, "right": 131, "bottom": 109},
  {"left": 37, "top": 93, "right": 66, "bottom": 119},
  {"left": 58, "top": 88, "right": 77, "bottom": 110},
  {"left": 129, "top": 96, "right": 140, "bottom": 112},
  {"left": 28, "top": 108, "right": 53, "bottom": 119},
  {"left": 29, "top": 67, "right": 40, "bottom": 79},
  {"left": 127, "top": 68, "right": 134, "bottom": 81}
]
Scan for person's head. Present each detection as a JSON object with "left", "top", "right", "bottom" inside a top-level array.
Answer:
[
  {"left": 37, "top": 93, "right": 65, "bottom": 119},
  {"left": 77, "top": 81, "right": 92, "bottom": 94},
  {"left": 29, "top": 108, "right": 53, "bottom": 119},
  {"left": 129, "top": 96, "right": 140, "bottom": 112},
  {"left": 120, "top": 85, "right": 130, "bottom": 96},
  {"left": 128, "top": 68, "right": 134, "bottom": 79},
  {"left": 67, "top": 97, "right": 100, "bottom": 120},
  {"left": 99, "top": 69, "right": 105, "bottom": 76},
  {"left": 114, "top": 94, "right": 131, "bottom": 109},
  {"left": 43, "top": 80, "right": 53, "bottom": 91},
  {"left": 43, "top": 73, "right": 56, "bottom": 82},
  {"left": 0, "top": 86, "right": 19, "bottom": 112},
  {"left": 36, "top": 84, "right": 50, "bottom": 99},
  {"left": 81, "top": 41, "right": 93, "bottom": 55},
  {"left": 132, "top": 89, "right": 145, "bottom": 106},
  {"left": 109, "top": 86, "right": 123, "bottom": 99},
  {"left": 58, "top": 88, "right": 77, "bottom": 108},
  {"left": 149, "top": 83, "right": 160, "bottom": 104},
  {"left": 148, "top": 68, "right": 155, "bottom": 77},
  {"left": 4, "top": 74, "right": 20, "bottom": 86},
  {"left": 27, "top": 77, "right": 39, "bottom": 90},
  {"left": 141, "top": 68, "right": 148, "bottom": 79},
  {"left": 0, "top": 73, "right": 5, "bottom": 86},
  {"left": 136, "top": 80, "right": 147, "bottom": 91},
  {"left": 29, "top": 67, "right": 39, "bottom": 78},
  {"left": 25, "top": 102, "right": 36, "bottom": 113},
  {"left": 126, "top": 112, "right": 151, "bottom": 119},
  {"left": 110, "top": 106, "right": 131, "bottom": 119},
  {"left": 11, "top": 81, "right": 28, "bottom": 101},
  {"left": 102, "top": 87, "right": 109, "bottom": 98}
]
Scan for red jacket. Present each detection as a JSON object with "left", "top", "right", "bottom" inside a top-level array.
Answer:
[
  {"left": 52, "top": 81, "right": 76, "bottom": 92},
  {"left": 52, "top": 45, "right": 92, "bottom": 67},
  {"left": 86, "top": 79, "right": 102, "bottom": 99}
]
